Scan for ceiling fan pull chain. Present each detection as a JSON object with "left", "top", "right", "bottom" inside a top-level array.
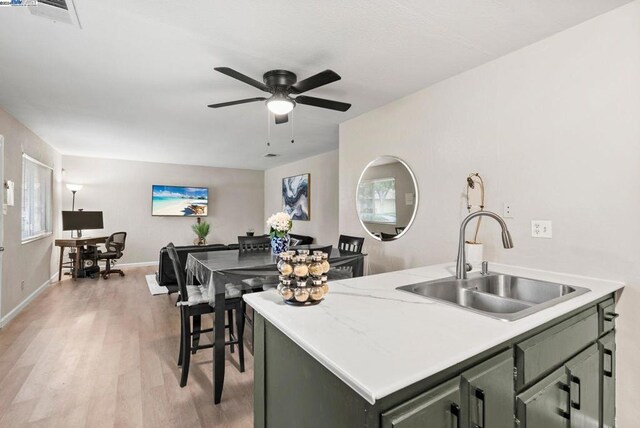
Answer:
[
  {"left": 291, "top": 109, "right": 295, "bottom": 144},
  {"left": 266, "top": 110, "right": 271, "bottom": 147}
]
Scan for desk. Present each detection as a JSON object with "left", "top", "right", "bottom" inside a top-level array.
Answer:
[
  {"left": 185, "top": 248, "right": 366, "bottom": 403},
  {"left": 54, "top": 236, "right": 107, "bottom": 280}
]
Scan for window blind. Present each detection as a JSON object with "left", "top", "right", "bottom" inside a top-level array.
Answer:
[{"left": 21, "top": 154, "right": 53, "bottom": 242}]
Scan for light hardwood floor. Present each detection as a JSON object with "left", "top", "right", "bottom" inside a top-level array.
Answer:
[{"left": 0, "top": 267, "right": 253, "bottom": 428}]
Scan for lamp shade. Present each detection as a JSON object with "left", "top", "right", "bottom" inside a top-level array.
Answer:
[
  {"left": 266, "top": 96, "right": 295, "bottom": 115},
  {"left": 66, "top": 183, "right": 83, "bottom": 192}
]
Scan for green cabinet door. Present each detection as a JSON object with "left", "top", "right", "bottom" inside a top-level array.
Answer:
[
  {"left": 381, "top": 377, "right": 462, "bottom": 428},
  {"left": 565, "top": 344, "right": 600, "bottom": 428},
  {"left": 599, "top": 332, "right": 616, "bottom": 428},
  {"left": 461, "top": 349, "right": 514, "bottom": 428},
  {"left": 516, "top": 367, "right": 571, "bottom": 428}
]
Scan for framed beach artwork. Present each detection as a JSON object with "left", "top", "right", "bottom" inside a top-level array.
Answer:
[
  {"left": 151, "top": 185, "right": 208, "bottom": 217},
  {"left": 282, "top": 173, "right": 310, "bottom": 221}
]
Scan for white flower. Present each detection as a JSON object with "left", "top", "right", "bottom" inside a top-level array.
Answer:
[{"left": 266, "top": 212, "right": 292, "bottom": 232}]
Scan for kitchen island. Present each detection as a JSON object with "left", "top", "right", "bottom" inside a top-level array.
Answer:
[{"left": 243, "top": 263, "right": 624, "bottom": 427}]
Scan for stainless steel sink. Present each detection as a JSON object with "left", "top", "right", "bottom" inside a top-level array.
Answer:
[{"left": 397, "top": 273, "right": 590, "bottom": 321}]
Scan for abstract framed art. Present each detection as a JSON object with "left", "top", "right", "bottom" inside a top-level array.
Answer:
[{"left": 282, "top": 173, "right": 310, "bottom": 221}]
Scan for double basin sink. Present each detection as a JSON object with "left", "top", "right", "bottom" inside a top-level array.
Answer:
[{"left": 397, "top": 273, "right": 590, "bottom": 321}]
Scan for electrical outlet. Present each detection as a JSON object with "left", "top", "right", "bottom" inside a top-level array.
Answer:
[
  {"left": 531, "top": 220, "right": 552, "bottom": 238},
  {"left": 503, "top": 202, "right": 513, "bottom": 218}
]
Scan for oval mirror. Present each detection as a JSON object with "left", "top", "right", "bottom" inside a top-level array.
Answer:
[{"left": 356, "top": 156, "right": 419, "bottom": 241}]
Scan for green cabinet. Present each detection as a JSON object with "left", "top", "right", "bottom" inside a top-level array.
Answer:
[
  {"left": 516, "top": 367, "right": 570, "bottom": 428},
  {"left": 515, "top": 307, "right": 598, "bottom": 390},
  {"left": 565, "top": 344, "right": 600, "bottom": 428},
  {"left": 599, "top": 332, "right": 616, "bottom": 428},
  {"left": 461, "top": 350, "right": 514, "bottom": 428},
  {"left": 381, "top": 377, "right": 462, "bottom": 428},
  {"left": 253, "top": 294, "right": 618, "bottom": 428},
  {"left": 382, "top": 350, "right": 514, "bottom": 428}
]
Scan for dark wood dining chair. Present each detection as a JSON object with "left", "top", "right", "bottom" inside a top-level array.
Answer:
[
  {"left": 338, "top": 235, "right": 365, "bottom": 253},
  {"left": 166, "top": 243, "right": 245, "bottom": 402},
  {"left": 238, "top": 235, "right": 271, "bottom": 253}
]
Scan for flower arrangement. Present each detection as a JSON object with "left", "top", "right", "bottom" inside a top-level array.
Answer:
[{"left": 266, "top": 212, "right": 292, "bottom": 238}]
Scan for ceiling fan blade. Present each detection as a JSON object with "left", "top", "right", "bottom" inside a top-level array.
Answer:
[
  {"left": 214, "top": 67, "right": 272, "bottom": 93},
  {"left": 295, "top": 95, "right": 351, "bottom": 112},
  {"left": 207, "top": 97, "right": 266, "bottom": 108},
  {"left": 274, "top": 114, "right": 289, "bottom": 125},
  {"left": 290, "top": 70, "right": 341, "bottom": 94}
]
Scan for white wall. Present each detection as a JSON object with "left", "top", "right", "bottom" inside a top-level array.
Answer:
[
  {"left": 339, "top": 3, "right": 640, "bottom": 425},
  {"left": 61, "top": 155, "right": 264, "bottom": 264},
  {"left": 264, "top": 150, "right": 339, "bottom": 245},
  {"left": 0, "top": 108, "right": 62, "bottom": 323}
]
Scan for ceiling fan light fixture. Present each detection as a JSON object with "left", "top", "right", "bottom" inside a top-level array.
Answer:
[{"left": 266, "top": 96, "right": 295, "bottom": 115}]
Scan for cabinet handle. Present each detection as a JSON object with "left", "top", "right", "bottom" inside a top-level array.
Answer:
[
  {"left": 570, "top": 375, "right": 581, "bottom": 410},
  {"left": 604, "top": 349, "right": 614, "bottom": 378},
  {"left": 604, "top": 312, "right": 619, "bottom": 322},
  {"left": 450, "top": 402, "right": 461, "bottom": 428},
  {"left": 472, "top": 387, "right": 486, "bottom": 428},
  {"left": 558, "top": 382, "right": 571, "bottom": 420}
]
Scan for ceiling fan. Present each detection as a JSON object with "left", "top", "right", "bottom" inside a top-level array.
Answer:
[{"left": 207, "top": 67, "right": 351, "bottom": 124}]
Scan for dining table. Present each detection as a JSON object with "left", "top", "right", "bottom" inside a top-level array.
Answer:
[{"left": 184, "top": 247, "right": 366, "bottom": 403}]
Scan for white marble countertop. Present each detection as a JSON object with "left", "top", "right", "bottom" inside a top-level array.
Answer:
[{"left": 243, "top": 263, "right": 624, "bottom": 404}]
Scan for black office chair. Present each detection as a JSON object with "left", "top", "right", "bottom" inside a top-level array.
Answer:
[
  {"left": 237, "top": 235, "right": 270, "bottom": 253},
  {"left": 338, "top": 235, "right": 365, "bottom": 253},
  {"left": 98, "top": 232, "right": 127, "bottom": 279},
  {"left": 166, "top": 243, "right": 244, "bottom": 392}
]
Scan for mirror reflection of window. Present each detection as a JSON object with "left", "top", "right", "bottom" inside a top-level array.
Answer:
[
  {"left": 357, "top": 178, "right": 397, "bottom": 224},
  {"left": 355, "top": 156, "right": 418, "bottom": 242}
]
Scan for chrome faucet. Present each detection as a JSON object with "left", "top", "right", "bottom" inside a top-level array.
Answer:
[{"left": 456, "top": 211, "right": 513, "bottom": 279}]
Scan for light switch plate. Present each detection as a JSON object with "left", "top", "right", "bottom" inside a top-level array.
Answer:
[{"left": 531, "top": 220, "right": 552, "bottom": 238}]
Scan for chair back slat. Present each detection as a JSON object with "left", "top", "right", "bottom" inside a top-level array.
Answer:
[
  {"left": 238, "top": 235, "right": 271, "bottom": 253},
  {"left": 166, "top": 242, "right": 189, "bottom": 302},
  {"left": 338, "top": 235, "right": 365, "bottom": 253}
]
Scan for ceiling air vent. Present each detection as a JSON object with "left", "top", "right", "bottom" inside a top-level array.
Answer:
[
  {"left": 39, "top": 0, "right": 68, "bottom": 10},
  {"left": 29, "top": 0, "right": 81, "bottom": 28},
  {"left": 264, "top": 153, "right": 279, "bottom": 158}
]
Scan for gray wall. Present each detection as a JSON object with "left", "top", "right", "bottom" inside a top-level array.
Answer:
[
  {"left": 61, "top": 155, "right": 265, "bottom": 264},
  {"left": 264, "top": 150, "right": 339, "bottom": 245},
  {"left": 339, "top": 3, "right": 640, "bottom": 424},
  {"left": 0, "top": 108, "right": 62, "bottom": 322}
]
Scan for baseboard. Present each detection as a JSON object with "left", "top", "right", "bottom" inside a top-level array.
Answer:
[
  {"left": 116, "top": 261, "right": 157, "bottom": 268},
  {"left": 0, "top": 272, "right": 57, "bottom": 329}
]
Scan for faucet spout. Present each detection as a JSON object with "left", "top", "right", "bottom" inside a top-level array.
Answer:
[{"left": 456, "top": 210, "right": 513, "bottom": 279}]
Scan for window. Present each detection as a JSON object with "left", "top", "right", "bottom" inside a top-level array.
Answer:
[
  {"left": 21, "top": 154, "right": 53, "bottom": 242},
  {"left": 357, "top": 177, "right": 397, "bottom": 224}
]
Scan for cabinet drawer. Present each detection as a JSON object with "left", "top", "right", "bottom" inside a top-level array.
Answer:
[
  {"left": 515, "top": 307, "right": 598, "bottom": 389},
  {"left": 381, "top": 377, "right": 461, "bottom": 428},
  {"left": 598, "top": 298, "right": 618, "bottom": 335}
]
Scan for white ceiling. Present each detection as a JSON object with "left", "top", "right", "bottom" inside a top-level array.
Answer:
[{"left": 0, "top": 0, "right": 631, "bottom": 170}]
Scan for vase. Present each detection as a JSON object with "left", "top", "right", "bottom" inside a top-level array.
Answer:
[
  {"left": 195, "top": 237, "right": 206, "bottom": 246},
  {"left": 271, "top": 235, "right": 290, "bottom": 255}
]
